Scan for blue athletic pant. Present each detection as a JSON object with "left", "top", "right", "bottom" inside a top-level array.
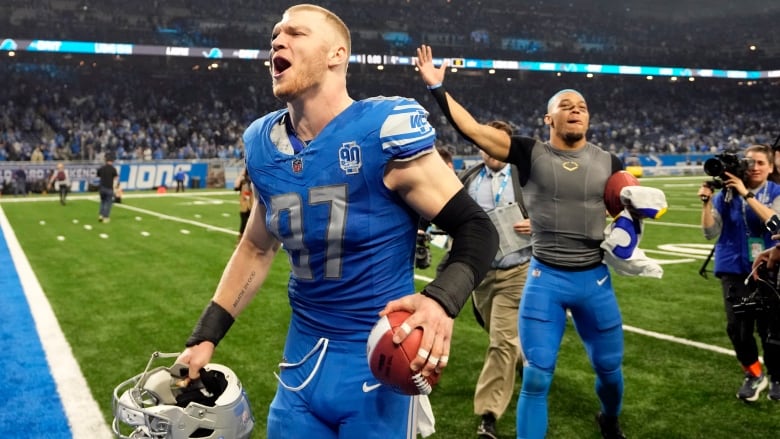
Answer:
[
  {"left": 267, "top": 321, "right": 418, "bottom": 439},
  {"left": 516, "top": 257, "right": 624, "bottom": 439}
]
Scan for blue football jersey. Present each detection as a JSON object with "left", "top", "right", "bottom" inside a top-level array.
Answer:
[{"left": 244, "top": 96, "right": 436, "bottom": 341}]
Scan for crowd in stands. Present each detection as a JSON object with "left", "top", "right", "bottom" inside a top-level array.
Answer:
[
  {"left": 1, "top": 53, "right": 777, "bottom": 165},
  {"left": 1, "top": 1, "right": 778, "bottom": 164},
  {"left": 2, "top": 0, "right": 779, "bottom": 70},
  {"left": 0, "top": 56, "right": 253, "bottom": 163}
]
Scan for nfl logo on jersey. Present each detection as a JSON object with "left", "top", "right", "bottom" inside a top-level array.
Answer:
[
  {"left": 339, "top": 141, "right": 362, "bottom": 175},
  {"left": 292, "top": 158, "right": 303, "bottom": 173}
]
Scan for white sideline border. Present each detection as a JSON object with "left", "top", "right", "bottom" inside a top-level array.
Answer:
[
  {"left": 0, "top": 193, "right": 759, "bottom": 437},
  {"left": 115, "top": 194, "right": 753, "bottom": 363},
  {"left": 0, "top": 206, "right": 112, "bottom": 439}
]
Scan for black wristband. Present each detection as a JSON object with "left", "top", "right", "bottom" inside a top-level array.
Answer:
[
  {"left": 186, "top": 301, "right": 235, "bottom": 347},
  {"left": 743, "top": 192, "right": 754, "bottom": 200}
]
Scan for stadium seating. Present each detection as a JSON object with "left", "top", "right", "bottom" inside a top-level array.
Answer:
[
  {"left": 1, "top": 0, "right": 778, "bottom": 69},
  {"left": 1, "top": 1, "right": 778, "bottom": 163}
]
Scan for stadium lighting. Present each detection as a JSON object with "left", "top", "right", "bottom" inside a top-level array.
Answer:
[{"left": 0, "top": 37, "right": 773, "bottom": 80}]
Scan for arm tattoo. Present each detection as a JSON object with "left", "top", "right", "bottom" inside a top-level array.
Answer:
[{"left": 232, "top": 270, "right": 256, "bottom": 309}]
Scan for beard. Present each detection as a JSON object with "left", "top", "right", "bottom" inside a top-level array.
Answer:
[
  {"left": 271, "top": 55, "right": 327, "bottom": 101},
  {"left": 559, "top": 130, "right": 585, "bottom": 144},
  {"left": 272, "top": 75, "right": 308, "bottom": 102}
]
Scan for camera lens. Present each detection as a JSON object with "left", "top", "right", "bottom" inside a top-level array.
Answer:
[{"left": 703, "top": 158, "right": 724, "bottom": 177}]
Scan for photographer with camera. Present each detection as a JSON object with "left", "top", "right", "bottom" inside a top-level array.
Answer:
[
  {"left": 698, "top": 144, "right": 780, "bottom": 402},
  {"left": 416, "top": 146, "right": 455, "bottom": 270}
]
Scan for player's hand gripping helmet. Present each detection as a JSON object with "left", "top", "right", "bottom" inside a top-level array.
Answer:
[{"left": 112, "top": 352, "right": 254, "bottom": 439}]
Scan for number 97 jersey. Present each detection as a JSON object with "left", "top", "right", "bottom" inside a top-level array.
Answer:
[{"left": 243, "top": 96, "right": 436, "bottom": 341}]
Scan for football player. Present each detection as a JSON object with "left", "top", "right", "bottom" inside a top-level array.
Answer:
[{"left": 177, "top": 5, "right": 498, "bottom": 439}]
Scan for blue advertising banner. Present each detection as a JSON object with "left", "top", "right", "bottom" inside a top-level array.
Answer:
[
  {"left": 119, "top": 163, "right": 208, "bottom": 190},
  {"left": 0, "top": 162, "right": 210, "bottom": 193}
]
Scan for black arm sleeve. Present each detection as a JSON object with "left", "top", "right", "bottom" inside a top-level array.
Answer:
[
  {"left": 429, "top": 86, "right": 477, "bottom": 145},
  {"left": 421, "top": 188, "right": 498, "bottom": 317}
]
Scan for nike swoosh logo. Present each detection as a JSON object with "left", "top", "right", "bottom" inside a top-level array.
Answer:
[
  {"left": 362, "top": 382, "right": 382, "bottom": 393},
  {"left": 597, "top": 275, "right": 609, "bottom": 286}
]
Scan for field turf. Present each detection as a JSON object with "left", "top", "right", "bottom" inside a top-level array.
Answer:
[{"left": 2, "top": 175, "right": 777, "bottom": 438}]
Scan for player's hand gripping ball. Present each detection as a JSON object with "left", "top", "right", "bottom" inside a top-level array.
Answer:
[
  {"left": 366, "top": 310, "right": 440, "bottom": 395},
  {"left": 604, "top": 170, "right": 640, "bottom": 217}
]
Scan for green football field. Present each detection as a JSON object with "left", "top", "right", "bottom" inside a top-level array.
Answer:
[{"left": 2, "top": 175, "right": 778, "bottom": 439}]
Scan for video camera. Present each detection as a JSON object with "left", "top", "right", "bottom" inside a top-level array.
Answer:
[
  {"left": 702, "top": 152, "right": 753, "bottom": 191},
  {"left": 731, "top": 262, "right": 780, "bottom": 318},
  {"left": 731, "top": 215, "right": 780, "bottom": 319},
  {"left": 415, "top": 231, "right": 432, "bottom": 269}
]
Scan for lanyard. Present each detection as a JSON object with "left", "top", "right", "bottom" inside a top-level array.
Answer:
[{"left": 476, "top": 165, "right": 511, "bottom": 206}]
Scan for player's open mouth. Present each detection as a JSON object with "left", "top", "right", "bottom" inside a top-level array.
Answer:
[{"left": 272, "top": 56, "right": 291, "bottom": 76}]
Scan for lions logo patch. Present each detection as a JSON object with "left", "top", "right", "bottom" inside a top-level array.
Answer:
[{"left": 339, "top": 141, "right": 362, "bottom": 175}]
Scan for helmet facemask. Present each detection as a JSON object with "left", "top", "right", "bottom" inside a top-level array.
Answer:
[{"left": 112, "top": 352, "right": 254, "bottom": 439}]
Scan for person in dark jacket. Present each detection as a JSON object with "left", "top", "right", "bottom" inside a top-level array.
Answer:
[{"left": 97, "top": 154, "right": 119, "bottom": 222}]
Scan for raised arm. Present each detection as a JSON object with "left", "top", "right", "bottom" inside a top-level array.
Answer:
[{"left": 415, "top": 45, "right": 511, "bottom": 161}]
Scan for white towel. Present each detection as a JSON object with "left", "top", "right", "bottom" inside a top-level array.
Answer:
[
  {"left": 601, "top": 186, "right": 667, "bottom": 278},
  {"left": 416, "top": 394, "right": 436, "bottom": 437}
]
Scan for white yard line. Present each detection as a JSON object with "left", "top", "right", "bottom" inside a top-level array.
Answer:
[
  {"left": 1, "top": 192, "right": 753, "bottom": 436},
  {"left": 0, "top": 206, "right": 112, "bottom": 438},
  {"left": 414, "top": 273, "right": 751, "bottom": 361},
  {"left": 112, "top": 202, "right": 239, "bottom": 235}
]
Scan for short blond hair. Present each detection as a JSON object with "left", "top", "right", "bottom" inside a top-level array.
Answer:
[{"left": 285, "top": 4, "right": 351, "bottom": 55}]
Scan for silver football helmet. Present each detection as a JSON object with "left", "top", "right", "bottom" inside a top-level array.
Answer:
[{"left": 112, "top": 352, "right": 254, "bottom": 439}]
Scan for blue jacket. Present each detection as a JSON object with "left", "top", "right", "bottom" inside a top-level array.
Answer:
[{"left": 713, "top": 182, "right": 780, "bottom": 275}]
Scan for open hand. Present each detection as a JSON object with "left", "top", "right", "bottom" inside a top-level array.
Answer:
[{"left": 415, "top": 45, "right": 448, "bottom": 87}]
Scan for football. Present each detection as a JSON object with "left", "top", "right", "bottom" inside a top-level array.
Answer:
[
  {"left": 604, "top": 170, "right": 640, "bottom": 217},
  {"left": 366, "top": 310, "right": 440, "bottom": 395}
]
